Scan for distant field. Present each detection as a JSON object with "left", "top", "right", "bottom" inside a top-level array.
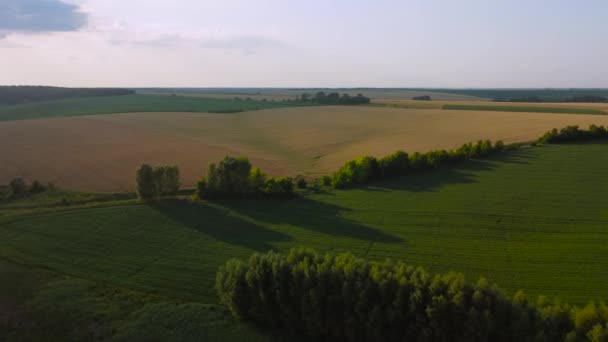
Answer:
[
  {"left": 376, "top": 99, "right": 608, "bottom": 113},
  {"left": 2, "top": 143, "right": 608, "bottom": 305},
  {"left": 0, "top": 94, "right": 307, "bottom": 121},
  {"left": 443, "top": 104, "right": 607, "bottom": 115},
  {"left": 4, "top": 106, "right": 608, "bottom": 192},
  {"left": 139, "top": 88, "right": 488, "bottom": 102}
]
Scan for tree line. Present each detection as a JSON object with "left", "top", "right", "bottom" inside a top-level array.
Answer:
[
  {"left": 3, "top": 177, "right": 50, "bottom": 200},
  {"left": 216, "top": 247, "right": 608, "bottom": 342},
  {"left": 328, "top": 139, "right": 507, "bottom": 188},
  {"left": 538, "top": 125, "right": 608, "bottom": 144},
  {"left": 298, "top": 92, "right": 371, "bottom": 105},
  {"left": 0, "top": 86, "right": 135, "bottom": 105}
]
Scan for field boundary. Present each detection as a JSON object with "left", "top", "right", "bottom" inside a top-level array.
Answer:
[{"left": 443, "top": 104, "right": 606, "bottom": 115}]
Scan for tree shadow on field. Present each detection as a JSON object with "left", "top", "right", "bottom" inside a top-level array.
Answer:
[
  {"left": 215, "top": 197, "right": 403, "bottom": 244},
  {"left": 151, "top": 199, "right": 292, "bottom": 252},
  {"left": 368, "top": 148, "right": 536, "bottom": 193}
]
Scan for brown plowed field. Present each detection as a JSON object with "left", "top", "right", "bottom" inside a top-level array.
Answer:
[{"left": 2, "top": 106, "right": 608, "bottom": 192}]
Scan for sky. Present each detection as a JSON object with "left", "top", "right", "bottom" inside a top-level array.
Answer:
[{"left": 0, "top": 0, "right": 607, "bottom": 88}]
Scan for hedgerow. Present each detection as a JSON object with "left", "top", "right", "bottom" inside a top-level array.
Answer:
[{"left": 330, "top": 139, "right": 505, "bottom": 188}]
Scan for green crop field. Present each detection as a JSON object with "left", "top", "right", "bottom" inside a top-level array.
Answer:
[
  {"left": 2, "top": 142, "right": 608, "bottom": 310},
  {"left": 443, "top": 104, "right": 607, "bottom": 115},
  {"left": 0, "top": 94, "right": 311, "bottom": 121}
]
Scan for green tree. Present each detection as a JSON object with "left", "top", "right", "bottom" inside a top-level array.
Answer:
[
  {"left": 154, "top": 165, "right": 180, "bottom": 196},
  {"left": 9, "top": 177, "right": 26, "bottom": 198},
  {"left": 136, "top": 164, "right": 157, "bottom": 201}
]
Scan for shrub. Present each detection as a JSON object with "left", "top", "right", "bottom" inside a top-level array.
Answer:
[
  {"left": 29, "top": 180, "right": 46, "bottom": 193},
  {"left": 9, "top": 177, "right": 26, "bottom": 198},
  {"left": 216, "top": 248, "right": 608, "bottom": 342},
  {"left": 295, "top": 176, "right": 307, "bottom": 189},
  {"left": 321, "top": 175, "right": 332, "bottom": 186},
  {"left": 264, "top": 177, "right": 294, "bottom": 198}
]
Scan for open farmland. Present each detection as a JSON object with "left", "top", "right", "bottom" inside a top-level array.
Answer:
[
  {"left": 138, "top": 88, "right": 489, "bottom": 102},
  {"left": 3, "top": 106, "right": 608, "bottom": 192},
  {"left": 2, "top": 143, "right": 608, "bottom": 306}
]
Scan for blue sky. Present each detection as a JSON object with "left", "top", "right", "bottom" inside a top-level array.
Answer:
[{"left": 0, "top": 0, "right": 606, "bottom": 87}]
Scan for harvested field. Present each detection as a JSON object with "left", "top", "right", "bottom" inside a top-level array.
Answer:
[{"left": 3, "top": 106, "right": 608, "bottom": 192}]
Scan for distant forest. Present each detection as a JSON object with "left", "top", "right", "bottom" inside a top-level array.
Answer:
[
  {"left": 0, "top": 86, "right": 135, "bottom": 105},
  {"left": 298, "top": 92, "right": 370, "bottom": 105}
]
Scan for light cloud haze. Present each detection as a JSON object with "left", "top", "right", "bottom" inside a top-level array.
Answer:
[{"left": 0, "top": 0, "right": 606, "bottom": 87}]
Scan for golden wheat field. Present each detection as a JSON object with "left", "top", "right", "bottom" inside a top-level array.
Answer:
[{"left": 2, "top": 105, "right": 608, "bottom": 192}]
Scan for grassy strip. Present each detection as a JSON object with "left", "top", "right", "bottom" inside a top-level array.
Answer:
[
  {"left": 0, "top": 94, "right": 315, "bottom": 121},
  {"left": 443, "top": 104, "right": 606, "bottom": 115}
]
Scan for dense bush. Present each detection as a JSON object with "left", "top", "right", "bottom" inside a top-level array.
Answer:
[
  {"left": 195, "top": 156, "right": 295, "bottom": 199},
  {"left": 9, "top": 178, "right": 27, "bottom": 198},
  {"left": 264, "top": 177, "right": 295, "bottom": 197},
  {"left": 295, "top": 176, "right": 308, "bottom": 189},
  {"left": 331, "top": 156, "right": 379, "bottom": 188},
  {"left": 216, "top": 248, "right": 608, "bottom": 342},
  {"left": 136, "top": 164, "right": 181, "bottom": 201},
  {"left": 330, "top": 139, "right": 506, "bottom": 188},
  {"left": 538, "top": 125, "right": 608, "bottom": 144}
]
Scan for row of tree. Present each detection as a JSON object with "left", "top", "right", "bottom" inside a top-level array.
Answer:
[
  {"left": 5, "top": 177, "right": 49, "bottom": 199},
  {"left": 328, "top": 140, "right": 506, "bottom": 188},
  {"left": 135, "top": 164, "right": 181, "bottom": 200},
  {"left": 195, "top": 156, "right": 296, "bottom": 199},
  {"left": 298, "top": 92, "right": 371, "bottom": 105},
  {"left": 538, "top": 125, "right": 608, "bottom": 144},
  {"left": 216, "top": 247, "right": 608, "bottom": 342}
]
